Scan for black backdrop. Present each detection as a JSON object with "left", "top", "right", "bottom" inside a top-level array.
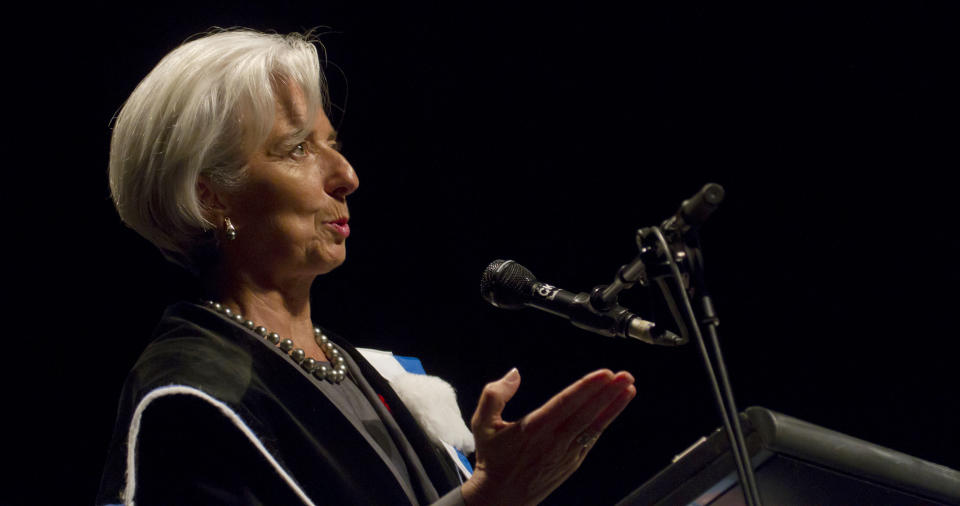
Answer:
[{"left": 9, "top": 2, "right": 957, "bottom": 504}]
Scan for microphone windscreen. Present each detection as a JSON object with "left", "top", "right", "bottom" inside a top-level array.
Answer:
[
  {"left": 480, "top": 259, "right": 537, "bottom": 309},
  {"left": 681, "top": 183, "right": 725, "bottom": 226}
]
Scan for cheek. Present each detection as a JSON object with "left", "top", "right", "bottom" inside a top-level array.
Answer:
[
  {"left": 252, "top": 186, "right": 324, "bottom": 234},
  {"left": 236, "top": 172, "right": 337, "bottom": 260},
  {"left": 245, "top": 168, "right": 321, "bottom": 208},
  {"left": 234, "top": 203, "right": 318, "bottom": 253}
]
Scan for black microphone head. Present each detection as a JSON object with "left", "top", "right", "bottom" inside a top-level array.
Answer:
[
  {"left": 681, "top": 183, "right": 725, "bottom": 226},
  {"left": 480, "top": 259, "right": 537, "bottom": 310}
]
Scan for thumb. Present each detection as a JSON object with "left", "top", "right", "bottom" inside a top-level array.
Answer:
[{"left": 472, "top": 368, "right": 521, "bottom": 430}]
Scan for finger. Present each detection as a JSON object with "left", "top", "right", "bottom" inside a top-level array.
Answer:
[
  {"left": 583, "top": 383, "right": 636, "bottom": 436},
  {"left": 523, "top": 369, "right": 615, "bottom": 433},
  {"left": 471, "top": 368, "right": 522, "bottom": 431},
  {"left": 567, "top": 384, "right": 636, "bottom": 460},
  {"left": 554, "top": 372, "right": 634, "bottom": 441},
  {"left": 571, "top": 431, "right": 601, "bottom": 462}
]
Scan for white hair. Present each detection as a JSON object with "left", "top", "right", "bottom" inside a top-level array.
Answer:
[{"left": 109, "top": 28, "right": 326, "bottom": 273}]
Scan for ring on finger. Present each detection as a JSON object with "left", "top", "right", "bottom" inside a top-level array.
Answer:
[{"left": 575, "top": 430, "right": 600, "bottom": 448}]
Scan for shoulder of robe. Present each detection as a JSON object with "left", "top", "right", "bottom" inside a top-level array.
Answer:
[{"left": 126, "top": 301, "right": 261, "bottom": 406}]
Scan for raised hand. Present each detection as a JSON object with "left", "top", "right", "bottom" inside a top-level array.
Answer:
[{"left": 461, "top": 368, "right": 636, "bottom": 506}]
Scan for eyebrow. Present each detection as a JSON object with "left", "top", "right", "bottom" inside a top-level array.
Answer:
[
  {"left": 273, "top": 127, "right": 308, "bottom": 147},
  {"left": 280, "top": 126, "right": 337, "bottom": 140},
  {"left": 271, "top": 128, "right": 341, "bottom": 153}
]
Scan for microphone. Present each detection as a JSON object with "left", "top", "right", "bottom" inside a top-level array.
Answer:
[
  {"left": 480, "top": 259, "right": 686, "bottom": 346},
  {"left": 660, "top": 183, "right": 725, "bottom": 237}
]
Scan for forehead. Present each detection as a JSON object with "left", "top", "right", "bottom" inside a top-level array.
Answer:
[{"left": 272, "top": 80, "right": 330, "bottom": 134}]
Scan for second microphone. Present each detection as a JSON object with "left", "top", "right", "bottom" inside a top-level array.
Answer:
[{"left": 480, "top": 259, "right": 686, "bottom": 346}]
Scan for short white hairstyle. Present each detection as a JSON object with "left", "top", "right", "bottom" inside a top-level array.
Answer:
[{"left": 109, "top": 28, "right": 326, "bottom": 273}]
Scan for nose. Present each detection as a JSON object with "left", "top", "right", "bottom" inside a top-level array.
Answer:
[{"left": 325, "top": 151, "right": 359, "bottom": 200}]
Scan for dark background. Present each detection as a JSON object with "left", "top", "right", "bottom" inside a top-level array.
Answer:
[{"left": 8, "top": 1, "right": 957, "bottom": 504}]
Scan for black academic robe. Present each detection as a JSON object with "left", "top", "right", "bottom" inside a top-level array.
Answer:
[{"left": 97, "top": 302, "right": 464, "bottom": 505}]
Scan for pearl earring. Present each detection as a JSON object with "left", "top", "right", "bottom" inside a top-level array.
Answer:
[{"left": 224, "top": 217, "right": 237, "bottom": 240}]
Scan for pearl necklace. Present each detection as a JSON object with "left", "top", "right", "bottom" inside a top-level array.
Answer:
[{"left": 205, "top": 300, "right": 350, "bottom": 384}]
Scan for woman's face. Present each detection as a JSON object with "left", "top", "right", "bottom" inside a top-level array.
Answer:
[{"left": 223, "top": 82, "right": 359, "bottom": 281}]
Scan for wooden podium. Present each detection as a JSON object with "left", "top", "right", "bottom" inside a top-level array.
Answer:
[{"left": 618, "top": 407, "right": 960, "bottom": 505}]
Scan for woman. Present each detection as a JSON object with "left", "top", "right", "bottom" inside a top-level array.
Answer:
[{"left": 98, "top": 29, "right": 636, "bottom": 505}]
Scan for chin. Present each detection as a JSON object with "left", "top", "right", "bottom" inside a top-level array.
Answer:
[{"left": 310, "top": 247, "right": 347, "bottom": 275}]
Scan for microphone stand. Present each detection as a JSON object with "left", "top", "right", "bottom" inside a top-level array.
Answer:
[
  {"left": 594, "top": 223, "right": 761, "bottom": 505},
  {"left": 525, "top": 181, "right": 759, "bottom": 503},
  {"left": 639, "top": 226, "right": 762, "bottom": 506}
]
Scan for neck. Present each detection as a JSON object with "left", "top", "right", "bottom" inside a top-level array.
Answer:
[{"left": 203, "top": 263, "right": 328, "bottom": 361}]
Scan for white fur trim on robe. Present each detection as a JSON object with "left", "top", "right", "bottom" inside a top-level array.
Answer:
[{"left": 357, "top": 348, "right": 475, "bottom": 454}]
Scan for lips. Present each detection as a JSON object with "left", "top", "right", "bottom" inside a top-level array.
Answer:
[{"left": 325, "top": 217, "right": 350, "bottom": 238}]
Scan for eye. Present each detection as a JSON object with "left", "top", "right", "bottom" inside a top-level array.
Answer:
[{"left": 290, "top": 143, "right": 307, "bottom": 158}]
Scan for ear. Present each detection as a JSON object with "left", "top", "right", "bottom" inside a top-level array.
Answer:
[{"left": 196, "top": 175, "right": 231, "bottom": 224}]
